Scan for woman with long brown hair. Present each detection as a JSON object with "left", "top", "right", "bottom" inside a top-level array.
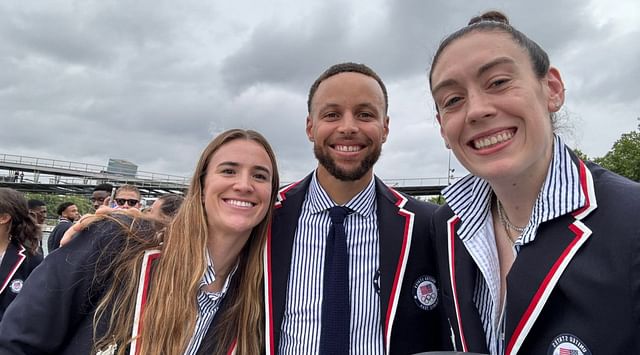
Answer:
[
  {"left": 0, "top": 188, "right": 43, "bottom": 322},
  {"left": 0, "top": 129, "right": 279, "bottom": 355}
]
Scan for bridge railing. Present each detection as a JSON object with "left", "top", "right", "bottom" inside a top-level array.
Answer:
[{"left": 0, "top": 153, "right": 189, "bottom": 185}]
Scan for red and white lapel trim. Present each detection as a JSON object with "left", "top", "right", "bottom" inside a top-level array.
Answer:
[
  {"left": 264, "top": 225, "right": 275, "bottom": 355},
  {"left": 0, "top": 244, "right": 26, "bottom": 294},
  {"left": 507, "top": 161, "right": 596, "bottom": 355},
  {"left": 506, "top": 220, "right": 591, "bottom": 354},
  {"left": 383, "top": 188, "right": 415, "bottom": 355},
  {"left": 129, "top": 249, "right": 162, "bottom": 355},
  {"left": 446, "top": 216, "right": 468, "bottom": 352}
]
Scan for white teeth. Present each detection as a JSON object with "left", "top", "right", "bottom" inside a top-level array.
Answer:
[
  {"left": 473, "top": 131, "right": 514, "bottom": 149},
  {"left": 226, "top": 199, "right": 253, "bottom": 207},
  {"left": 335, "top": 145, "right": 361, "bottom": 152}
]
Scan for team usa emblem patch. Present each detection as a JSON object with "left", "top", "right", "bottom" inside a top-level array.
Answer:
[
  {"left": 413, "top": 275, "right": 438, "bottom": 311},
  {"left": 547, "top": 333, "right": 592, "bottom": 355},
  {"left": 9, "top": 279, "right": 23, "bottom": 294}
]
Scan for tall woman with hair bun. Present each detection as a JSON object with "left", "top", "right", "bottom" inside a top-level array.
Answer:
[
  {"left": 0, "top": 188, "right": 43, "bottom": 321},
  {"left": 429, "top": 10, "right": 640, "bottom": 355},
  {"left": 0, "top": 129, "right": 279, "bottom": 355}
]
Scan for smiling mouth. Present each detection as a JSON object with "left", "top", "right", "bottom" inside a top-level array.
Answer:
[
  {"left": 224, "top": 199, "right": 255, "bottom": 207},
  {"left": 471, "top": 130, "right": 514, "bottom": 149},
  {"left": 332, "top": 144, "right": 363, "bottom": 152}
]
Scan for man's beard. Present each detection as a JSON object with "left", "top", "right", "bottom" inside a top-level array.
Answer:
[{"left": 314, "top": 144, "right": 381, "bottom": 181}]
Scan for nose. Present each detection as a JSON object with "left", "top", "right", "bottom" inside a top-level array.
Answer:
[
  {"left": 465, "top": 90, "right": 496, "bottom": 124},
  {"left": 337, "top": 112, "right": 359, "bottom": 135},
  {"left": 233, "top": 171, "right": 255, "bottom": 192}
]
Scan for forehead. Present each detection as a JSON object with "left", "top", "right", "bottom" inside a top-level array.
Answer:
[
  {"left": 116, "top": 190, "right": 139, "bottom": 199},
  {"left": 208, "top": 139, "right": 272, "bottom": 170},
  {"left": 92, "top": 190, "right": 109, "bottom": 197},
  {"left": 432, "top": 31, "right": 529, "bottom": 84},
  {"left": 311, "top": 72, "right": 385, "bottom": 111}
]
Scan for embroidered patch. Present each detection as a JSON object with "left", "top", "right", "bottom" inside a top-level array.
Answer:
[
  {"left": 413, "top": 275, "right": 438, "bottom": 311},
  {"left": 547, "top": 333, "right": 592, "bottom": 355},
  {"left": 9, "top": 279, "right": 23, "bottom": 294}
]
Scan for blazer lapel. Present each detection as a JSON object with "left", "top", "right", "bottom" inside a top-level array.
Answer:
[
  {"left": 446, "top": 216, "right": 489, "bottom": 353},
  {"left": 0, "top": 242, "right": 26, "bottom": 294},
  {"left": 505, "top": 157, "right": 597, "bottom": 355},
  {"left": 375, "top": 178, "right": 417, "bottom": 354},
  {"left": 265, "top": 175, "right": 312, "bottom": 355}
]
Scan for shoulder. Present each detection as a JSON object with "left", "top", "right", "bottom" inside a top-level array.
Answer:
[
  {"left": 374, "top": 177, "right": 438, "bottom": 215},
  {"left": 588, "top": 162, "right": 640, "bottom": 205}
]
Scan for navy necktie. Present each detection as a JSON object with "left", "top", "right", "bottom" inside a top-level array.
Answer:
[{"left": 320, "top": 206, "right": 351, "bottom": 355}]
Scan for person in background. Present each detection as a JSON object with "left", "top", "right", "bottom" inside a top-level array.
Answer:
[
  {"left": 0, "top": 188, "right": 43, "bottom": 322},
  {"left": 0, "top": 129, "right": 279, "bottom": 354},
  {"left": 147, "top": 194, "right": 185, "bottom": 223},
  {"left": 428, "top": 10, "right": 640, "bottom": 354},
  {"left": 90, "top": 183, "right": 114, "bottom": 211},
  {"left": 268, "top": 62, "right": 448, "bottom": 355},
  {"left": 27, "top": 200, "right": 47, "bottom": 225},
  {"left": 114, "top": 184, "right": 142, "bottom": 210},
  {"left": 27, "top": 199, "right": 47, "bottom": 251},
  {"left": 46, "top": 202, "right": 80, "bottom": 253}
]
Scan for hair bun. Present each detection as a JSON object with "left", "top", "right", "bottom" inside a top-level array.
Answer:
[{"left": 468, "top": 10, "right": 509, "bottom": 26}]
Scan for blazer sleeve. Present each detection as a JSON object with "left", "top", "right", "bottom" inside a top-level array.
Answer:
[{"left": 0, "top": 218, "right": 128, "bottom": 355}]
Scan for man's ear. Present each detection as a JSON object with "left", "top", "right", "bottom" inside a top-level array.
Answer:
[
  {"left": 306, "top": 116, "right": 314, "bottom": 142},
  {"left": 546, "top": 67, "right": 565, "bottom": 112},
  {"left": 382, "top": 116, "right": 390, "bottom": 143}
]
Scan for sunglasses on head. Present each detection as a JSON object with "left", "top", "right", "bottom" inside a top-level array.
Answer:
[{"left": 115, "top": 198, "right": 139, "bottom": 207}]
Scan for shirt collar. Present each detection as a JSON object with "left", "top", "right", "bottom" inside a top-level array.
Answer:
[
  {"left": 443, "top": 135, "right": 586, "bottom": 244},
  {"left": 199, "top": 249, "right": 238, "bottom": 297},
  {"left": 307, "top": 170, "right": 376, "bottom": 217}
]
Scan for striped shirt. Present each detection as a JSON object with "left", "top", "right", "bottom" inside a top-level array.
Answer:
[
  {"left": 442, "top": 135, "right": 586, "bottom": 355},
  {"left": 278, "top": 172, "right": 383, "bottom": 355},
  {"left": 183, "top": 252, "right": 238, "bottom": 355}
]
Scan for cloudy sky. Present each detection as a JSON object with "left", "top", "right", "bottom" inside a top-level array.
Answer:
[{"left": 2, "top": 0, "right": 639, "bottom": 185}]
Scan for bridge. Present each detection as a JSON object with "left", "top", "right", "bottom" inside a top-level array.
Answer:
[{"left": 0, "top": 153, "right": 449, "bottom": 197}]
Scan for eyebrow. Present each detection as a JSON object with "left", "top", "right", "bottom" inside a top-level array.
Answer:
[
  {"left": 431, "top": 56, "right": 516, "bottom": 96},
  {"left": 218, "top": 161, "right": 272, "bottom": 175}
]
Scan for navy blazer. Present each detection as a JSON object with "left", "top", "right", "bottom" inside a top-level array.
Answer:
[
  {"left": 432, "top": 155, "right": 640, "bottom": 354},
  {"left": 264, "top": 174, "right": 450, "bottom": 355},
  {"left": 0, "top": 218, "right": 233, "bottom": 355},
  {"left": 0, "top": 242, "right": 43, "bottom": 322}
]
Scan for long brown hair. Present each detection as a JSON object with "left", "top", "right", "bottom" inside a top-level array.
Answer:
[
  {"left": 0, "top": 188, "right": 41, "bottom": 256},
  {"left": 93, "top": 129, "right": 279, "bottom": 354}
]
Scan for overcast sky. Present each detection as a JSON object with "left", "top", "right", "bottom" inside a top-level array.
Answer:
[{"left": 2, "top": 0, "right": 639, "bottom": 185}]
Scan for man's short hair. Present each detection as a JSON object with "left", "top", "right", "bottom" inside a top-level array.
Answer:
[
  {"left": 56, "top": 202, "right": 75, "bottom": 216},
  {"left": 28, "top": 199, "right": 46, "bottom": 210},
  {"left": 116, "top": 184, "right": 141, "bottom": 199},
  {"left": 94, "top": 183, "right": 114, "bottom": 193},
  {"left": 307, "top": 62, "right": 389, "bottom": 114}
]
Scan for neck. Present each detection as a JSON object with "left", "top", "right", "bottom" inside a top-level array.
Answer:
[
  {"left": 206, "top": 230, "right": 249, "bottom": 281},
  {"left": 316, "top": 166, "right": 373, "bottom": 205}
]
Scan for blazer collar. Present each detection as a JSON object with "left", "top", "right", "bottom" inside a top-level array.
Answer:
[{"left": 0, "top": 242, "right": 27, "bottom": 294}]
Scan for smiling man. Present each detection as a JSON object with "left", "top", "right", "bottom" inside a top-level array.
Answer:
[{"left": 265, "top": 62, "right": 449, "bottom": 355}]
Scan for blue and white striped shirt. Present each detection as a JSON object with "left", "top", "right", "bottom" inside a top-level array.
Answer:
[
  {"left": 442, "top": 135, "right": 586, "bottom": 355},
  {"left": 279, "top": 172, "right": 384, "bottom": 355},
  {"left": 184, "top": 252, "right": 238, "bottom": 355}
]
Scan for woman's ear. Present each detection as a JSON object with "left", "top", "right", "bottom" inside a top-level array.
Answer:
[{"left": 546, "top": 67, "right": 565, "bottom": 112}]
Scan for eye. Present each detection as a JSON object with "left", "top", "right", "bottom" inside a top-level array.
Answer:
[
  {"left": 253, "top": 172, "right": 270, "bottom": 181},
  {"left": 489, "top": 78, "right": 509, "bottom": 88},
  {"left": 357, "top": 111, "right": 375, "bottom": 120},
  {"left": 443, "top": 96, "right": 463, "bottom": 108},
  {"left": 220, "top": 168, "right": 236, "bottom": 175},
  {"left": 323, "top": 112, "right": 340, "bottom": 121}
]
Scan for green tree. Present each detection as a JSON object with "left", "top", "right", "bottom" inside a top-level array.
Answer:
[
  {"left": 572, "top": 148, "right": 591, "bottom": 162},
  {"left": 427, "top": 195, "right": 446, "bottom": 205},
  {"left": 594, "top": 130, "right": 640, "bottom": 182}
]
